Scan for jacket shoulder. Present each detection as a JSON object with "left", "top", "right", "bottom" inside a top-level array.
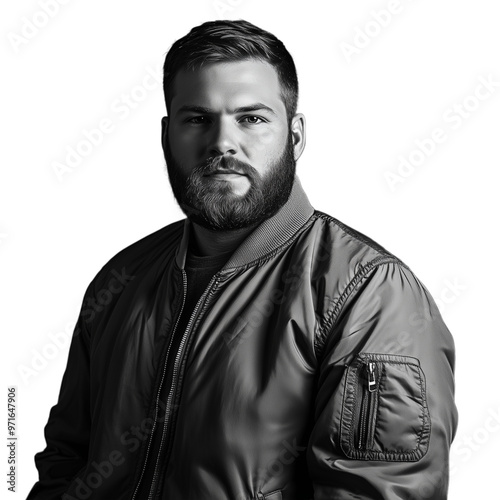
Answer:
[
  {"left": 311, "top": 210, "right": 404, "bottom": 269},
  {"left": 87, "top": 219, "right": 185, "bottom": 292},
  {"left": 309, "top": 211, "right": 426, "bottom": 357}
]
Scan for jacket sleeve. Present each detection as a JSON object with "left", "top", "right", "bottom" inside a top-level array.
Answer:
[
  {"left": 26, "top": 298, "right": 92, "bottom": 500},
  {"left": 307, "top": 260, "right": 458, "bottom": 500}
]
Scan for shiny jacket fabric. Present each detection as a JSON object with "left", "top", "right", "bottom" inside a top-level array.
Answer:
[{"left": 28, "top": 177, "right": 458, "bottom": 500}]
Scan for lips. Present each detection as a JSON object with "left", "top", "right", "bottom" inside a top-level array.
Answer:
[
  {"left": 204, "top": 169, "right": 246, "bottom": 176},
  {"left": 197, "top": 156, "right": 255, "bottom": 179}
]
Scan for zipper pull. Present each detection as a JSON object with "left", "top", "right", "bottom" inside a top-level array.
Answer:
[{"left": 367, "top": 362, "right": 377, "bottom": 392}]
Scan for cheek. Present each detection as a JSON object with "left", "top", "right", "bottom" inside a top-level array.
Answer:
[
  {"left": 169, "top": 129, "right": 202, "bottom": 159},
  {"left": 245, "top": 128, "right": 287, "bottom": 157}
]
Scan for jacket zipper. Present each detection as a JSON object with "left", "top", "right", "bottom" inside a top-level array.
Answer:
[
  {"left": 130, "top": 271, "right": 188, "bottom": 500},
  {"left": 358, "top": 361, "right": 378, "bottom": 450},
  {"left": 146, "top": 270, "right": 221, "bottom": 499}
]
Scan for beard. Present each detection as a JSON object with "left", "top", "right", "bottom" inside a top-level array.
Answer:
[{"left": 164, "top": 132, "right": 296, "bottom": 231}]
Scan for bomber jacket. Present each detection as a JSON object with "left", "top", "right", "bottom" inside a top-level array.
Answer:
[{"left": 28, "top": 176, "right": 458, "bottom": 500}]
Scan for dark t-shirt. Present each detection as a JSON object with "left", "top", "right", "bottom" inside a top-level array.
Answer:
[{"left": 174, "top": 249, "right": 233, "bottom": 337}]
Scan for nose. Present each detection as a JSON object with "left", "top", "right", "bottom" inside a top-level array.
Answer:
[{"left": 208, "top": 118, "right": 237, "bottom": 156}]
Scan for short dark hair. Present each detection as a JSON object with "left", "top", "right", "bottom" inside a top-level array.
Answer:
[{"left": 163, "top": 19, "right": 299, "bottom": 124}]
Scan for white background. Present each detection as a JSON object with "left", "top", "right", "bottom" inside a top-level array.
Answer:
[{"left": 1, "top": 0, "right": 499, "bottom": 498}]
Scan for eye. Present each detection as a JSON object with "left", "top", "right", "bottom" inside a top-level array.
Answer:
[
  {"left": 240, "top": 115, "right": 266, "bottom": 124},
  {"left": 186, "top": 116, "right": 211, "bottom": 125}
]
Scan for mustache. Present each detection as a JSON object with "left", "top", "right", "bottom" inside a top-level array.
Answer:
[{"left": 195, "top": 155, "right": 258, "bottom": 178}]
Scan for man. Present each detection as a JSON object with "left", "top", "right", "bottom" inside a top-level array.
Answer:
[{"left": 28, "top": 20, "right": 457, "bottom": 500}]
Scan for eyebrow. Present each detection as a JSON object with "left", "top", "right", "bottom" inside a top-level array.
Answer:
[{"left": 177, "top": 103, "right": 277, "bottom": 116}]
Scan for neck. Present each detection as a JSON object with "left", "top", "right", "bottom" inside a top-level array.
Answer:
[{"left": 189, "top": 222, "right": 258, "bottom": 257}]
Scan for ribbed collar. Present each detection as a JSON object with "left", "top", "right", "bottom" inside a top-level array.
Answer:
[{"left": 174, "top": 175, "right": 315, "bottom": 271}]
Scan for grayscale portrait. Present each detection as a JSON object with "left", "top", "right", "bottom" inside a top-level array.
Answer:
[{"left": 6, "top": 3, "right": 497, "bottom": 499}]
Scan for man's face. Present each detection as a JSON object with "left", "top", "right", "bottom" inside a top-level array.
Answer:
[{"left": 162, "top": 59, "right": 303, "bottom": 231}]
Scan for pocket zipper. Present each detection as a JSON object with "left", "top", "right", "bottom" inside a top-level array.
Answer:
[{"left": 358, "top": 361, "right": 378, "bottom": 450}]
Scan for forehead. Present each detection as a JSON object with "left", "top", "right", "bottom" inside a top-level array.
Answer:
[{"left": 169, "top": 59, "right": 286, "bottom": 117}]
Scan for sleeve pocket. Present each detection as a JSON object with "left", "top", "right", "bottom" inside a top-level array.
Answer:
[{"left": 340, "top": 353, "right": 430, "bottom": 461}]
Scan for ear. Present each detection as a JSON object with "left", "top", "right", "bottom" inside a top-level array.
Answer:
[
  {"left": 161, "top": 116, "right": 169, "bottom": 155},
  {"left": 290, "top": 113, "right": 306, "bottom": 161}
]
